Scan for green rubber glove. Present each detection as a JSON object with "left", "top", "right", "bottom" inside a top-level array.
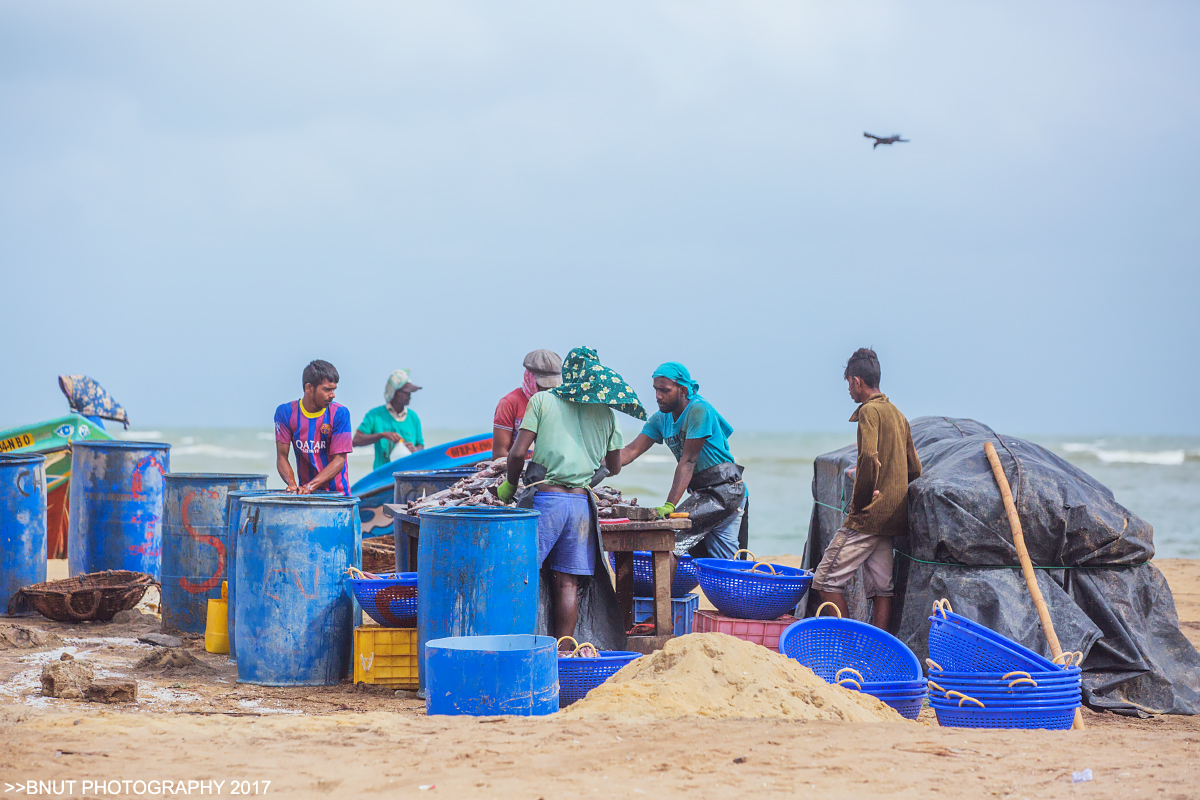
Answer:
[
  {"left": 654, "top": 501, "right": 675, "bottom": 519},
  {"left": 496, "top": 479, "right": 516, "bottom": 503}
]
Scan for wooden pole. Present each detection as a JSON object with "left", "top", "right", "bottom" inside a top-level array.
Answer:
[{"left": 984, "top": 441, "right": 1085, "bottom": 731}]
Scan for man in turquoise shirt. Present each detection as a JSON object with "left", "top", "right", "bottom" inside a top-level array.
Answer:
[
  {"left": 353, "top": 369, "right": 425, "bottom": 470},
  {"left": 621, "top": 362, "right": 748, "bottom": 559}
]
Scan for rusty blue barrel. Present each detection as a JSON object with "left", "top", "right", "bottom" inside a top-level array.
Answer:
[
  {"left": 235, "top": 494, "right": 361, "bottom": 685},
  {"left": 225, "top": 488, "right": 290, "bottom": 659},
  {"left": 0, "top": 453, "right": 48, "bottom": 616},
  {"left": 68, "top": 441, "right": 171, "bottom": 579},
  {"left": 417, "top": 506, "right": 539, "bottom": 689},
  {"left": 161, "top": 473, "right": 267, "bottom": 634}
]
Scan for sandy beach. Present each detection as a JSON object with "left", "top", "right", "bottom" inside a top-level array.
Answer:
[{"left": 1, "top": 559, "right": 1197, "bottom": 799}]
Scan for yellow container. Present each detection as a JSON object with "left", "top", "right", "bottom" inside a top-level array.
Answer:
[
  {"left": 205, "top": 597, "right": 229, "bottom": 654},
  {"left": 354, "top": 625, "right": 418, "bottom": 688}
]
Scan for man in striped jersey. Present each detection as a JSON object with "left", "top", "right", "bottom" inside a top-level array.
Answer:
[{"left": 274, "top": 360, "right": 354, "bottom": 496}]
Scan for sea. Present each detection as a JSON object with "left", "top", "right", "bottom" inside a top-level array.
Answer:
[{"left": 111, "top": 427, "right": 1200, "bottom": 560}]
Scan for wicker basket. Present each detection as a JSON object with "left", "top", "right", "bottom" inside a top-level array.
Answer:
[
  {"left": 9, "top": 571, "right": 155, "bottom": 622},
  {"left": 363, "top": 535, "right": 396, "bottom": 574}
]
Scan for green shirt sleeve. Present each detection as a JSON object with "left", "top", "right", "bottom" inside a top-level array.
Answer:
[{"left": 606, "top": 409, "right": 623, "bottom": 451}]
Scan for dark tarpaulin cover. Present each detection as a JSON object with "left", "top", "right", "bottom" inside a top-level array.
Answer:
[{"left": 804, "top": 416, "right": 1200, "bottom": 716}]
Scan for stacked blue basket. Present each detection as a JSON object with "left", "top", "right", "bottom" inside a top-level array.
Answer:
[
  {"left": 556, "top": 637, "right": 641, "bottom": 706},
  {"left": 926, "top": 599, "right": 1082, "bottom": 729},
  {"left": 608, "top": 551, "right": 699, "bottom": 598},
  {"left": 346, "top": 571, "right": 418, "bottom": 627},
  {"left": 778, "top": 602, "right": 926, "bottom": 719},
  {"left": 694, "top": 554, "right": 812, "bottom": 621}
]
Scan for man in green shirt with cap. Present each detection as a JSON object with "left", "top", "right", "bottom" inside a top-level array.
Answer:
[{"left": 353, "top": 369, "right": 425, "bottom": 470}]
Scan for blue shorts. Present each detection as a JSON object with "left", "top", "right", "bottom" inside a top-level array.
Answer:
[{"left": 533, "top": 492, "right": 595, "bottom": 576}]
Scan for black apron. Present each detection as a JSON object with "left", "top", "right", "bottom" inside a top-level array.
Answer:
[
  {"left": 517, "top": 463, "right": 626, "bottom": 651},
  {"left": 676, "top": 462, "right": 749, "bottom": 558}
]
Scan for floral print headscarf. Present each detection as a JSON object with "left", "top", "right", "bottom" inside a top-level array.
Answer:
[{"left": 550, "top": 347, "right": 647, "bottom": 420}]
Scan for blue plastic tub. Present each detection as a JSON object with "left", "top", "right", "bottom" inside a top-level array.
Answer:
[
  {"left": 694, "top": 558, "right": 812, "bottom": 620},
  {"left": 778, "top": 616, "right": 922, "bottom": 683},
  {"left": 927, "top": 667, "right": 1081, "bottom": 687},
  {"left": 426, "top": 634, "right": 559, "bottom": 716},
  {"left": 347, "top": 572, "right": 417, "bottom": 627},
  {"left": 608, "top": 551, "right": 699, "bottom": 598},
  {"left": 633, "top": 594, "right": 699, "bottom": 636},
  {"left": 930, "top": 698, "right": 1079, "bottom": 730},
  {"left": 558, "top": 649, "right": 642, "bottom": 706}
]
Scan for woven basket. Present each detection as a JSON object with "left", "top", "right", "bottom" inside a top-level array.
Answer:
[
  {"left": 10, "top": 571, "right": 155, "bottom": 622},
  {"left": 363, "top": 535, "right": 396, "bottom": 574}
]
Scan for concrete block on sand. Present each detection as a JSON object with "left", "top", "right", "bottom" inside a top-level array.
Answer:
[
  {"left": 563, "top": 632, "right": 907, "bottom": 722},
  {"left": 85, "top": 679, "right": 138, "bottom": 703},
  {"left": 41, "top": 657, "right": 95, "bottom": 699}
]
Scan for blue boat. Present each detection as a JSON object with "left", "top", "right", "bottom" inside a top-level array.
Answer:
[{"left": 351, "top": 432, "right": 493, "bottom": 537}]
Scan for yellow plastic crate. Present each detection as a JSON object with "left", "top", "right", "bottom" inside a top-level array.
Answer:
[{"left": 353, "top": 625, "right": 419, "bottom": 688}]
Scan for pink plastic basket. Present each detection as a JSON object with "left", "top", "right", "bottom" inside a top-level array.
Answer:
[{"left": 694, "top": 609, "right": 797, "bottom": 650}]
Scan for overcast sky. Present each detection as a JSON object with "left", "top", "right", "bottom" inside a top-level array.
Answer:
[{"left": 2, "top": 1, "right": 1197, "bottom": 435}]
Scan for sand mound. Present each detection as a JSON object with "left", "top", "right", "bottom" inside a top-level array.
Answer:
[{"left": 563, "top": 633, "right": 905, "bottom": 722}]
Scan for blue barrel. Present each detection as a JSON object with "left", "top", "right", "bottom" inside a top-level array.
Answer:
[
  {"left": 0, "top": 453, "right": 48, "bottom": 616},
  {"left": 225, "top": 488, "right": 291, "bottom": 659},
  {"left": 68, "top": 441, "right": 171, "bottom": 579},
  {"left": 235, "top": 494, "right": 361, "bottom": 686},
  {"left": 426, "top": 634, "right": 559, "bottom": 716},
  {"left": 161, "top": 473, "right": 267, "bottom": 633},
  {"left": 390, "top": 468, "right": 479, "bottom": 570},
  {"left": 417, "top": 506, "right": 539, "bottom": 689}
]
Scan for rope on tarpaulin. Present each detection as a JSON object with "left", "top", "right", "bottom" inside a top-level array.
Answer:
[{"left": 894, "top": 551, "right": 1145, "bottom": 571}]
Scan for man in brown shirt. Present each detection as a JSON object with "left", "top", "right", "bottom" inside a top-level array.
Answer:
[{"left": 812, "top": 348, "right": 922, "bottom": 630}]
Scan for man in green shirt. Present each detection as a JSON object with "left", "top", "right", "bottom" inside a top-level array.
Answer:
[
  {"left": 353, "top": 369, "right": 425, "bottom": 470},
  {"left": 497, "top": 347, "right": 646, "bottom": 645}
]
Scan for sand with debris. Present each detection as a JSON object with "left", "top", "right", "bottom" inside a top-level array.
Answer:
[{"left": 565, "top": 632, "right": 903, "bottom": 721}]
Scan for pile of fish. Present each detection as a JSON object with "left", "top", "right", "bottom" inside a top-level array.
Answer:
[{"left": 404, "top": 458, "right": 637, "bottom": 516}]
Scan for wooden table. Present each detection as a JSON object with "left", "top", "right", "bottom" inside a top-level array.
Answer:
[
  {"left": 600, "top": 518, "right": 692, "bottom": 654},
  {"left": 382, "top": 506, "right": 420, "bottom": 572}
]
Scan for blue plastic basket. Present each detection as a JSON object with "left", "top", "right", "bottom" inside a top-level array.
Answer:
[
  {"left": 608, "top": 551, "right": 699, "bottom": 598},
  {"left": 875, "top": 693, "right": 925, "bottom": 720},
  {"left": 930, "top": 698, "right": 1078, "bottom": 730},
  {"left": 930, "top": 688, "right": 1080, "bottom": 706},
  {"left": 778, "top": 615, "right": 922, "bottom": 683},
  {"left": 925, "top": 666, "right": 1081, "bottom": 684},
  {"left": 346, "top": 572, "right": 418, "bottom": 627},
  {"left": 633, "top": 594, "right": 698, "bottom": 636},
  {"left": 928, "top": 603, "right": 1062, "bottom": 673},
  {"left": 694, "top": 558, "right": 812, "bottom": 620},
  {"left": 557, "top": 650, "right": 641, "bottom": 706}
]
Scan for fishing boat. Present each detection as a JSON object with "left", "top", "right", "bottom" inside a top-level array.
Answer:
[
  {"left": 350, "top": 432, "right": 494, "bottom": 536},
  {"left": 0, "top": 376, "right": 129, "bottom": 558}
]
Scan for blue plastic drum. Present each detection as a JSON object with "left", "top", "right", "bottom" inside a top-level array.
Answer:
[
  {"left": 161, "top": 473, "right": 266, "bottom": 633},
  {"left": 235, "top": 495, "right": 361, "bottom": 686},
  {"left": 0, "top": 453, "right": 48, "bottom": 615},
  {"left": 69, "top": 441, "right": 171, "bottom": 579}
]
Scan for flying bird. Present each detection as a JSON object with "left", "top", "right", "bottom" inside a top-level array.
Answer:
[{"left": 864, "top": 132, "right": 909, "bottom": 149}]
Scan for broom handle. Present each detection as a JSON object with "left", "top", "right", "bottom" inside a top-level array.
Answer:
[{"left": 984, "top": 441, "right": 1084, "bottom": 730}]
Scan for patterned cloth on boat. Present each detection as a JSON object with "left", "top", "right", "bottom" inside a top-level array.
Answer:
[
  {"left": 549, "top": 346, "right": 646, "bottom": 420},
  {"left": 58, "top": 375, "right": 129, "bottom": 428}
]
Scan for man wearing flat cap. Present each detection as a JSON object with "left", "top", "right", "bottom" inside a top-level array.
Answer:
[
  {"left": 492, "top": 350, "right": 563, "bottom": 459},
  {"left": 354, "top": 368, "right": 425, "bottom": 470}
]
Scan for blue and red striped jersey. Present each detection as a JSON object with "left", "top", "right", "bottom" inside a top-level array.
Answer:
[{"left": 274, "top": 400, "right": 353, "bottom": 495}]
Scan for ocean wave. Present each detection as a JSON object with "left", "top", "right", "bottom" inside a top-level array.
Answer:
[
  {"left": 256, "top": 432, "right": 276, "bottom": 441},
  {"left": 1062, "top": 442, "right": 1186, "bottom": 466},
  {"left": 170, "top": 444, "right": 270, "bottom": 460},
  {"left": 116, "top": 430, "right": 163, "bottom": 439}
]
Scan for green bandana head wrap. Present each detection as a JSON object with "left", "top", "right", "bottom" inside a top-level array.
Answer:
[{"left": 550, "top": 346, "right": 647, "bottom": 420}]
